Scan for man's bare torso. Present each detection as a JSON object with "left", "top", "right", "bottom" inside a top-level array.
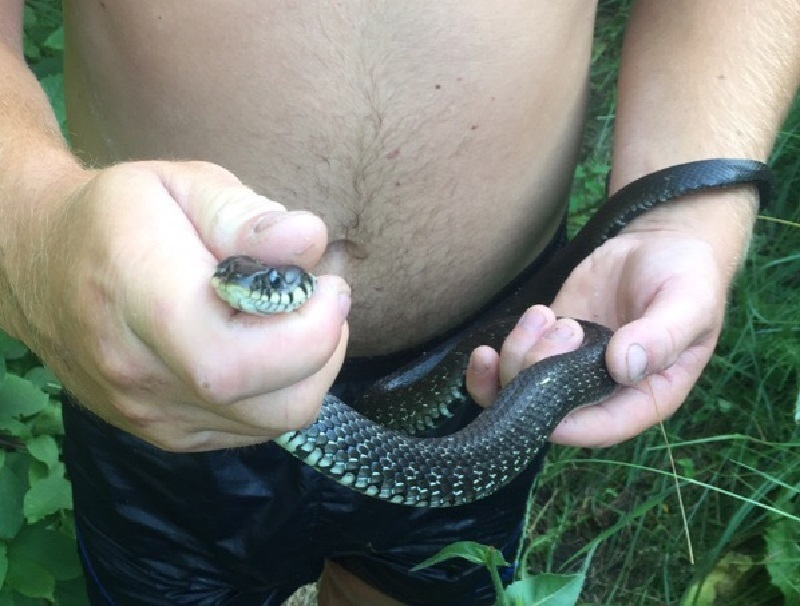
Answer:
[{"left": 63, "top": 0, "right": 596, "bottom": 355}]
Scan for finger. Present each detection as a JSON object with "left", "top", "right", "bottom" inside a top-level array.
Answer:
[
  {"left": 465, "top": 346, "right": 500, "bottom": 407},
  {"left": 103, "top": 166, "right": 348, "bottom": 399},
  {"left": 153, "top": 273, "right": 351, "bottom": 402},
  {"left": 107, "top": 321, "right": 349, "bottom": 452},
  {"left": 110, "top": 396, "right": 284, "bottom": 452},
  {"left": 523, "top": 317, "right": 585, "bottom": 369},
  {"left": 501, "top": 312, "right": 585, "bottom": 387},
  {"left": 223, "top": 321, "right": 350, "bottom": 433},
  {"left": 550, "top": 347, "right": 701, "bottom": 447},
  {"left": 606, "top": 276, "right": 720, "bottom": 385},
  {"left": 151, "top": 160, "right": 329, "bottom": 268},
  {"left": 499, "top": 305, "right": 555, "bottom": 385}
]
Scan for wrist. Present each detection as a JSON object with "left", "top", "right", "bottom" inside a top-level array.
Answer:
[
  {"left": 0, "top": 150, "right": 93, "bottom": 344},
  {"left": 620, "top": 187, "right": 759, "bottom": 281}
]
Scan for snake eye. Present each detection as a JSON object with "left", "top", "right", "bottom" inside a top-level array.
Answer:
[
  {"left": 282, "top": 267, "right": 301, "bottom": 286},
  {"left": 266, "top": 269, "right": 284, "bottom": 290}
]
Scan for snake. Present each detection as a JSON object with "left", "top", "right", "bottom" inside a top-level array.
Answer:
[{"left": 212, "top": 159, "right": 772, "bottom": 508}]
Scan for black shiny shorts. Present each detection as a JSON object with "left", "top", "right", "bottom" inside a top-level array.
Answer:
[{"left": 62, "top": 224, "right": 565, "bottom": 606}]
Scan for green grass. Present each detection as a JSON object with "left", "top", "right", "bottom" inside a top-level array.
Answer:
[
  {"left": 3, "top": 1, "right": 799, "bottom": 604},
  {"left": 531, "top": 4, "right": 800, "bottom": 604}
]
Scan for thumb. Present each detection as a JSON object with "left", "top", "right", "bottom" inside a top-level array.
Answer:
[
  {"left": 606, "top": 276, "right": 721, "bottom": 386},
  {"left": 155, "top": 160, "right": 328, "bottom": 266}
]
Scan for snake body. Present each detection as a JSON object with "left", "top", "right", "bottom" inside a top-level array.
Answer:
[{"left": 212, "top": 159, "right": 773, "bottom": 507}]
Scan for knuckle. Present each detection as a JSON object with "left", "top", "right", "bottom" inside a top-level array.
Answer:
[
  {"left": 280, "top": 393, "right": 325, "bottom": 433},
  {"left": 113, "top": 405, "right": 205, "bottom": 453},
  {"left": 112, "top": 397, "right": 167, "bottom": 429},
  {"left": 149, "top": 431, "right": 201, "bottom": 453},
  {"left": 146, "top": 432, "right": 192, "bottom": 453},
  {"left": 94, "top": 346, "right": 148, "bottom": 392},
  {"left": 185, "top": 355, "right": 246, "bottom": 406},
  {"left": 304, "top": 311, "right": 347, "bottom": 361},
  {"left": 267, "top": 324, "right": 340, "bottom": 381},
  {"left": 170, "top": 430, "right": 221, "bottom": 452},
  {"left": 294, "top": 342, "right": 334, "bottom": 382},
  {"left": 181, "top": 160, "right": 240, "bottom": 184},
  {"left": 96, "top": 162, "right": 151, "bottom": 191}
]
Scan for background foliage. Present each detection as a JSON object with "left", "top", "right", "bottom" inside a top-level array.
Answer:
[
  {"left": 1, "top": 1, "right": 798, "bottom": 605},
  {"left": 0, "top": 4, "right": 83, "bottom": 604}
]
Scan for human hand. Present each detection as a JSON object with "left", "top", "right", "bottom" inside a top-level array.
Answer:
[
  {"left": 466, "top": 193, "right": 755, "bottom": 447},
  {"left": 13, "top": 161, "right": 350, "bottom": 451}
]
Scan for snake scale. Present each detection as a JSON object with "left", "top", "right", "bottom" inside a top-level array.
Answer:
[{"left": 212, "top": 159, "right": 772, "bottom": 507}]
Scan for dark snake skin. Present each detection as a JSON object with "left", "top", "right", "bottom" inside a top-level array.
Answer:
[{"left": 215, "top": 159, "right": 773, "bottom": 507}]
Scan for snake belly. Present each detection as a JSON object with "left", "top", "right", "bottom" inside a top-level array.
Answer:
[{"left": 213, "top": 159, "right": 773, "bottom": 508}]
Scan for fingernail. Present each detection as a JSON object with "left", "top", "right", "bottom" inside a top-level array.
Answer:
[
  {"left": 470, "top": 351, "right": 493, "bottom": 377},
  {"left": 253, "top": 209, "right": 313, "bottom": 232},
  {"left": 627, "top": 343, "right": 648, "bottom": 382},
  {"left": 252, "top": 211, "right": 285, "bottom": 233},
  {"left": 338, "top": 290, "right": 351, "bottom": 321},
  {"left": 520, "top": 308, "right": 546, "bottom": 331},
  {"left": 544, "top": 321, "right": 572, "bottom": 342}
]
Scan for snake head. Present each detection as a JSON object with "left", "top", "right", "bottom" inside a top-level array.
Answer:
[{"left": 212, "top": 255, "right": 317, "bottom": 315}]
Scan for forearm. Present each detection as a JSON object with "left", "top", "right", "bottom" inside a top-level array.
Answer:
[
  {"left": 614, "top": 0, "right": 799, "bottom": 178},
  {"left": 0, "top": 41, "right": 87, "bottom": 341},
  {"left": 610, "top": 0, "right": 800, "bottom": 271}
]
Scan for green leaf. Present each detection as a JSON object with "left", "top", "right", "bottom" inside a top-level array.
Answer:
[
  {"left": 0, "top": 543, "right": 8, "bottom": 588},
  {"left": 0, "top": 332, "right": 28, "bottom": 361},
  {"left": 717, "top": 398, "right": 734, "bottom": 413},
  {"left": 23, "top": 367, "right": 61, "bottom": 395},
  {"left": 22, "top": 4, "right": 37, "bottom": 28},
  {"left": 7, "top": 527, "right": 82, "bottom": 583},
  {"left": 43, "top": 26, "right": 64, "bottom": 51},
  {"left": 0, "top": 588, "right": 43, "bottom": 606},
  {"left": 0, "top": 586, "right": 14, "bottom": 606},
  {"left": 27, "top": 459, "right": 64, "bottom": 486},
  {"left": 505, "top": 572, "right": 586, "bottom": 606},
  {"left": 24, "top": 435, "right": 59, "bottom": 471},
  {"left": 30, "top": 400, "right": 65, "bottom": 436},
  {"left": 0, "top": 375, "right": 49, "bottom": 422},
  {"left": 794, "top": 388, "right": 800, "bottom": 424},
  {"left": 682, "top": 552, "right": 754, "bottom": 606},
  {"left": 0, "top": 418, "right": 27, "bottom": 438},
  {"left": 5, "top": 557, "right": 55, "bottom": 600},
  {"left": 675, "top": 457, "right": 696, "bottom": 479},
  {"left": 39, "top": 73, "right": 66, "bottom": 134},
  {"left": 0, "top": 463, "right": 25, "bottom": 540},
  {"left": 23, "top": 36, "right": 41, "bottom": 62},
  {"left": 765, "top": 519, "right": 800, "bottom": 601},
  {"left": 411, "top": 541, "right": 511, "bottom": 571},
  {"left": 505, "top": 542, "right": 596, "bottom": 606},
  {"left": 23, "top": 473, "right": 72, "bottom": 523},
  {"left": 54, "top": 577, "right": 91, "bottom": 606}
]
